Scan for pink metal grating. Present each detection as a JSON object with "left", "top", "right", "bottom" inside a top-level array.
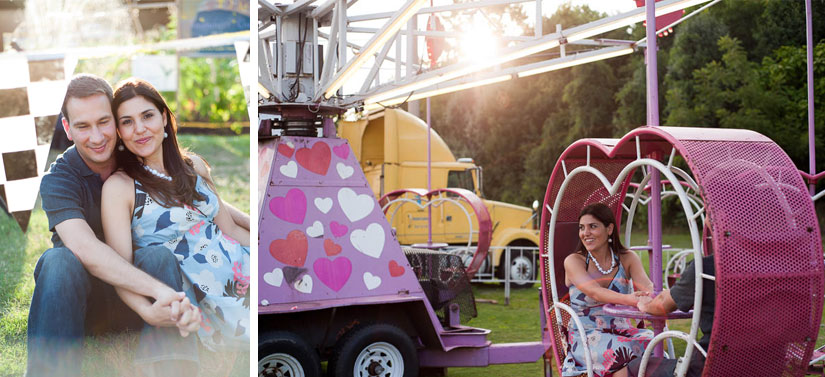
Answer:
[
  {"left": 679, "top": 139, "right": 823, "bottom": 377},
  {"left": 539, "top": 127, "right": 824, "bottom": 377}
]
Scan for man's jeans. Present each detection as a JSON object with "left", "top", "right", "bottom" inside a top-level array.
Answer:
[{"left": 26, "top": 246, "right": 198, "bottom": 377}]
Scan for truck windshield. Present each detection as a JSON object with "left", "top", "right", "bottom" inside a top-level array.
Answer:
[{"left": 447, "top": 169, "right": 475, "bottom": 191}]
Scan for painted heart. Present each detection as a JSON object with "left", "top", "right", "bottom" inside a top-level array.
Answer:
[
  {"left": 294, "top": 274, "right": 313, "bottom": 293},
  {"left": 314, "top": 197, "right": 333, "bottom": 214},
  {"left": 263, "top": 268, "right": 284, "bottom": 287},
  {"left": 338, "top": 188, "right": 374, "bottom": 222},
  {"left": 324, "top": 239, "right": 342, "bottom": 256},
  {"left": 336, "top": 163, "right": 354, "bottom": 179},
  {"left": 279, "top": 161, "right": 298, "bottom": 178},
  {"left": 306, "top": 221, "right": 324, "bottom": 238},
  {"left": 295, "top": 142, "right": 331, "bottom": 176},
  {"left": 388, "top": 260, "right": 405, "bottom": 277},
  {"left": 278, "top": 144, "right": 294, "bottom": 158},
  {"left": 313, "top": 257, "right": 352, "bottom": 292},
  {"left": 269, "top": 230, "right": 308, "bottom": 267},
  {"left": 363, "top": 272, "right": 382, "bottom": 290},
  {"left": 350, "top": 223, "right": 385, "bottom": 259},
  {"left": 269, "top": 189, "right": 307, "bottom": 224},
  {"left": 330, "top": 221, "right": 348, "bottom": 237},
  {"left": 333, "top": 144, "right": 349, "bottom": 159}
]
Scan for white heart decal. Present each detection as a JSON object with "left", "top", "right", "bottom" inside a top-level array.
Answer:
[
  {"left": 336, "top": 163, "right": 354, "bottom": 179},
  {"left": 314, "top": 197, "right": 333, "bottom": 214},
  {"left": 350, "top": 223, "right": 385, "bottom": 259},
  {"left": 263, "top": 268, "right": 284, "bottom": 287},
  {"left": 306, "top": 221, "right": 324, "bottom": 238},
  {"left": 280, "top": 161, "right": 298, "bottom": 178},
  {"left": 261, "top": 299, "right": 270, "bottom": 306},
  {"left": 363, "top": 272, "right": 382, "bottom": 290},
  {"left": 338, "top": 188, "right": 374, "bottom": 222},
  {"left": 286, "top": 141, "right": 294, "bottom": 148},
  {"left": 294, "top": 274, "right": 313, "bottom": 293}
]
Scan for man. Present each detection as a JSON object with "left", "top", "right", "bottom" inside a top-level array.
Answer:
[
  {"left": 28, "top": 74, "right": 202, "bottom": 377},
  {"left": 615, "top": 254, "right": 715, "bottom": 377}
]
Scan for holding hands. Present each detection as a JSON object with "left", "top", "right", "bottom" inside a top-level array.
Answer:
[{"left": 144, "top": 287, "right": 202, "bottom": 337}]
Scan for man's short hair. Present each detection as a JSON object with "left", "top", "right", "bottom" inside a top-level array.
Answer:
[{"left": 61, "top": 74, "right": 114, "bottom": 123}]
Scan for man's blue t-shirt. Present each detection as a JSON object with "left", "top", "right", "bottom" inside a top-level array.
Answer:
[{"left": 40, "top": 145, "right": 105, "bottom": 248}]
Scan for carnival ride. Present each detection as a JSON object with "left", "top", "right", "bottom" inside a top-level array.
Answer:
[{"left": 258, "top": 0, "right": 824, "bottom": 376}]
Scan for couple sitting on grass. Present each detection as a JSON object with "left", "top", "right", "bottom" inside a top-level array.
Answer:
[
  {"left": 562, "top": 203, "right": 715, "bottom": 377},
  {"left": 27, "top": 74, "right": 250, "bottom": 377}
]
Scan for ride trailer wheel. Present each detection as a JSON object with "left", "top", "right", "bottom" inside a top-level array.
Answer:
[
  {"left": 259, "top": 331, "right": 322, "bottom": 377},
  {"left": 329, "top": 323, "right": 419, "bottom": 377}
]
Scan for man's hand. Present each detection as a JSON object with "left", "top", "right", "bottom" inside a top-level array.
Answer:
[
  {"left": 175, "top": 298, "right": 201, "bottom": 337},
  {"left": 636, "top": 294, "right": 653, "bottom": 312}
]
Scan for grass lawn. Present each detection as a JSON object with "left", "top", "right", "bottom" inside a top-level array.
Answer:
[{"left": 0, "top": 134, "right": 249, "bottom": 377}]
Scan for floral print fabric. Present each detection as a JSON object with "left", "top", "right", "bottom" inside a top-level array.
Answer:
[
  {"left": 131, "top": 176, "right": 250, "bottom": 350},
  {"left": 561, "top": 259, "right": 653, "bottom": 376}
]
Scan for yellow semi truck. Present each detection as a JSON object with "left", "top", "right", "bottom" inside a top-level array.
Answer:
[{"left": 339, "top": 109, "right": 540, "bottom": 285}]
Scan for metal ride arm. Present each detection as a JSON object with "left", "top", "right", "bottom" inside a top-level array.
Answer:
[
  {"left": 548, "top": 301, "right": 594, "bottom": 377},
  {"left": 380, "top": 188, "right": 491, "bottom": 278}
]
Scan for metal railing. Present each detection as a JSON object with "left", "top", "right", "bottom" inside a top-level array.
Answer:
[{"left": 441, "top": 245, "right": 541, "bottom": 304}]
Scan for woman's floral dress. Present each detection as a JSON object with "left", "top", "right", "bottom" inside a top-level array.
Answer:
[
  {"left": 561, "top": 254, "right": 653, "bottom": 376},
  {"left": 131, "top": 176, "right": 250, "bottom": 350}
]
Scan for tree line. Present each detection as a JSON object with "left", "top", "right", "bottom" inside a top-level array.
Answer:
[{"left": 422, "top": 0, "right": 824, "bottom": 227}]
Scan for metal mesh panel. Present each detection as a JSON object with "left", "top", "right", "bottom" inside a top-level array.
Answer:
[
  {"left": 679, "top": 140, "right": 824, "bottom": 377},
  {"left": 402, "top": 247, "right": 478, "bottom": 324}
]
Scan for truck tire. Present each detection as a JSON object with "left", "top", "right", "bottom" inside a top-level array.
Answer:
[
  {"left": 329, "top": 323, "right": 418, "bottom": 377},
  {"left": 259, "top": 331, "right": 322, "bottom": 377},
  {"left": 497, "top": 245, "right": 537, "bottom": 288}
]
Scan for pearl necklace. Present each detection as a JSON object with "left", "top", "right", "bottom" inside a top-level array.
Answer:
[
  {"left": 587, "top": 247, "right": 616, "bottom": 275},
  {"left": 143, "top": 164, "right": 172, "bottom": 181}
]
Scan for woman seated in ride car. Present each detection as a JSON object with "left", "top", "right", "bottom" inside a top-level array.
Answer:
[{"left": 561, "top": 203, "right": 654, "bottom": 377}]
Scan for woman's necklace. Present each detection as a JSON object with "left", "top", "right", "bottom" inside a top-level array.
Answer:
[
  {"left": 587, "top": 247, "right": 616, "bottom": 275},
  {"left": 143, "top": 164, "right": 172, "bottom": 181}
]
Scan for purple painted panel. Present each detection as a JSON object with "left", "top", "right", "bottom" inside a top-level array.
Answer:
[{"left": 259, "top": 136, "right": 425, "bottom": 310}]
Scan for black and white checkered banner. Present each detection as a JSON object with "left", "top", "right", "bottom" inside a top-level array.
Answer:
[{"left": 0, "top": 54, "right": 76, "bottom": 232}]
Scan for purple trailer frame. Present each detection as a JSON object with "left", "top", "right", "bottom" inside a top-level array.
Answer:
[{"left": 258, "top": 134, "right": 547, "bottom": 372}]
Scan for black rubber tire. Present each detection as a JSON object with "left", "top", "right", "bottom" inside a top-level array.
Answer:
[
  {"left": 328, "top": 323, "right": 419, "bottom": 377},
  {"left": 497, "top": 248, "right": 537, "bottom": 288},
  {"left": 259, "top": 331, "right": 322, "bottom": 377}
]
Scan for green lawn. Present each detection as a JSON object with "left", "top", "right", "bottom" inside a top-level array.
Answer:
[{"left": 0, "top": 134, "right": 249, "bottom": 377}]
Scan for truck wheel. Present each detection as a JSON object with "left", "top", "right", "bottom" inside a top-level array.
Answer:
[
  {"left": 259, "top": 331, "right": 321, "bottom": 377},
  {"left": 498, "top": 249, "right": 536, "bottom": 288},
  {"left": 329, "top": 323, "right": 418, "bottom": 377}
]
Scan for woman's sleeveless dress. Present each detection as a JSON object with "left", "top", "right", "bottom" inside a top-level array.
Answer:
[
  {"left": 131, "top": 176, "right": 250, "bottom": 350},
  {"left": 561, "top": 253, "right": 653, "bottom": 376}
]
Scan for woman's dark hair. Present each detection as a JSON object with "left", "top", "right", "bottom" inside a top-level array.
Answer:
[
  {"left": 574, "top": 202, "right": 628, "bottom": 256},
  {"left": 112, "top": 77, "right": 205, "bottom": 208}
]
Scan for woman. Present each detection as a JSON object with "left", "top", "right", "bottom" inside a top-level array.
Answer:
[
  {"left": 101, "top": 78, "right": 250, "bottom": 351},
  {"left": 561, "top": 203, "right": 654, "bottom": 376}
]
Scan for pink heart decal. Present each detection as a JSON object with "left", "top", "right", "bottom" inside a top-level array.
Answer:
[
  {"left": 269, "top": 189, "right": 306, "bottom": 224},
  {"left": 313, "top": 257, "right": 352, "bottom": 292},
  {"left": 330, "top": 221, "right": 348, "bottom": 238},
  {"left": 296, "top": 142, "right": 331, "bottom": 176},
  {"left": 389, "top": 260, "right": 405, "bottom": 277},
  {"left": 333, "top": 144, "right": 349, "bottom": 159},
  {"left": 324, "top": 239, "right": 342, "bottom": 256},
  {"left": 270, "top": 230, "right": 308, "bottom": 267}
]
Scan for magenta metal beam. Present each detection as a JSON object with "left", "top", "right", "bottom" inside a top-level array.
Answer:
[
  {"left": 806, "top": 0, "right": 816, "bottom": 195},
  {"left": 645, "top": 0, "right": 665, "bottom": 358}
]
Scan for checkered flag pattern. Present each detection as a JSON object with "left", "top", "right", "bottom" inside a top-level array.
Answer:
[{"left": 0, "top": 54, "right": 76, "bottom": 232}]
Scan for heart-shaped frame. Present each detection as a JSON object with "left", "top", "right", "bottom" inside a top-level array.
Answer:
[{"left": 379, "top": 188, "right": 492, "bottom": 278}]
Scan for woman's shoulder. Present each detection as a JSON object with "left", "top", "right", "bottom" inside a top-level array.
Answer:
[
  {"left": 103, "top": 171, "right": 134, "bottom": 189},
  {"left": 564, "top": 252, "right": 586, "bottom": 267},
  {"left": 186, "top": 153, "right": 211, "bottom": 177}
]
